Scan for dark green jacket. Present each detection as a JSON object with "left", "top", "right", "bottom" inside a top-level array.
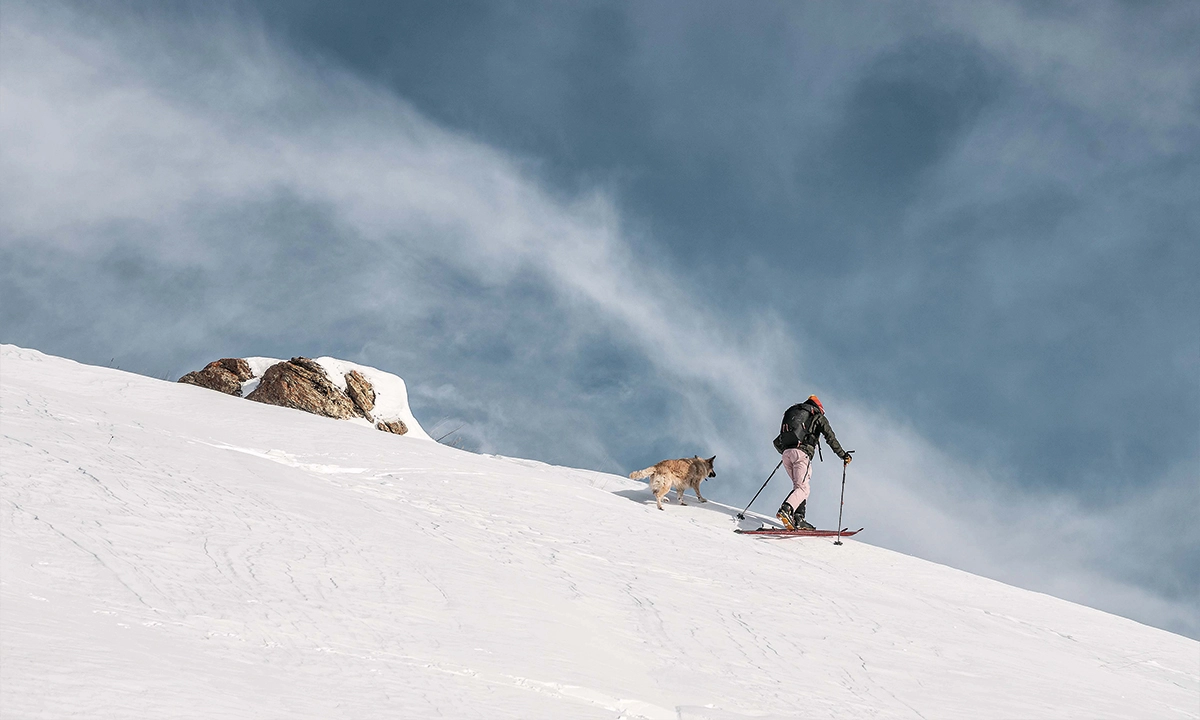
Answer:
[
  {"left": 782, "top": 401, "right": 849, "bottom": 460},
  {"left": 801, "top": 412, "right": 848, "bottom": 461}
]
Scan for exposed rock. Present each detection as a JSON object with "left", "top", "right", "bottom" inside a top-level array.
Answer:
[
  {"left": 288, "top": 356, "right": 328, "bottom": 377},
  {"left": 217, "top": 358, "right": 255, "bottom": 382},
  {"left": 178, "top": 358, "right": 254, "bottom": 396},
  {"left": 246, "top": 357, "right": 359, "bottom": 420},
  {"left": 376, "top": 420, "right": 408, "bottom": 435},
  {"left": 179, "top": 355, "right": 414, "bottom": 437},
  {"left": 344, "top": 370, "right": 376, "bottom": 421}
]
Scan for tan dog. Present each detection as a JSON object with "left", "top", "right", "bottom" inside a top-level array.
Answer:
[{"left": 629, "top": 455, "right": 716, "bottom": 510}]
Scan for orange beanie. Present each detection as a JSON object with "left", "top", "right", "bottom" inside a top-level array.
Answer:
[{"left": 808, "top": 395, "right": 824, "bottom": 412}]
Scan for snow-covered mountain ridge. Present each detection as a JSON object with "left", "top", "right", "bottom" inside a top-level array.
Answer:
[{"left": 1, "top": 345, "right": 1196, "bottom": 719}]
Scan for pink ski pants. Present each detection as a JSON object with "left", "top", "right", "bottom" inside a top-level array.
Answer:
[{"left": 782, "top": 447, "right": 812, "bottom": 508}]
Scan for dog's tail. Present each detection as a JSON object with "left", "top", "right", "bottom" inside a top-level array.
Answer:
[{"left": 628, "top": 467, "right": 655, "bottom": 481}]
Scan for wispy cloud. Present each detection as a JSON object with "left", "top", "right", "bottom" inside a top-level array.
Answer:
[{"left": 1, "top": 2, "right": 1194, "bottom": 638}]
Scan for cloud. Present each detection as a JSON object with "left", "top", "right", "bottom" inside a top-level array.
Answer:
[{"left": 1, "top": 2, "right": 1195, "bottom": 638}]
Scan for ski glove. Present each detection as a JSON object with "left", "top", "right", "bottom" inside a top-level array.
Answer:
[{"left": 843, "top": 455, "right": 853, "bottom": 465}]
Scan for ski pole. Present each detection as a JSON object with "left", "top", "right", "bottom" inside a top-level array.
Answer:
[
  {"left": 834, "top": 450, "right": 854, "bottom": 546},
  {"left": 736, "top": 459, "right": 783, "bottom": 520}
]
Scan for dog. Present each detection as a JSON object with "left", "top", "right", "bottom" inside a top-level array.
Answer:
[{"left": 629, "top": 455, "right": 716, "bottom": 510}]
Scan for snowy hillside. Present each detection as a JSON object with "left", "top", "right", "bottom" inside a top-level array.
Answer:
[{"left": 1, "top": 345, "right": 1196, "bottom": 719}]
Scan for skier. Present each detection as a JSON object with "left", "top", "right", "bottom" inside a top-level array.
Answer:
[{"left": 772, "top": 395, "right": 851, "bottom": 530}]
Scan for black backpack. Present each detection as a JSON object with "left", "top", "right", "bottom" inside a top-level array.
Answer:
[{"left": 773, "top": 402, "right": 821, "bottom": 454}]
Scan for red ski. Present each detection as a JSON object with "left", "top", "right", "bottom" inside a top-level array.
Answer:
[{"left": 734, "top": 527, "right": 863, "bottom": 538}]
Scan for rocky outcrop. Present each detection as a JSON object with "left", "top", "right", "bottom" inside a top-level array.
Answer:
[
  {"left": 246, "top": 357, "right": 361, "bottom": 420},
  {"left": 344, "top": 370, "right": 376, "bottom": 421},
  {"left": 179, "top": 355, "right": 415, "bottom": 438},
  {"left": 178, "top": 358, "right": 254, "bottom": 396},
  {"left": 375, "top": 419, "right": 408, "bottom": 435}
]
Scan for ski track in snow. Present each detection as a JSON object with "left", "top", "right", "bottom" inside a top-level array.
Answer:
[{"left": 1, "top": 345, "right": 1197, "bottom": 719}]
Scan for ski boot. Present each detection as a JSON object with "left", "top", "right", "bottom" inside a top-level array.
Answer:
[
  {"left": 776, "top": 502, "right": 797, "bottom": 530},
  {"left": 792, "top": 500, "right": 815, "bottom": 531}
]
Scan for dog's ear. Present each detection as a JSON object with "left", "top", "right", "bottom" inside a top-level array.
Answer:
[{"left": 707, "top": 455, "right": 716, "bottom": 464}]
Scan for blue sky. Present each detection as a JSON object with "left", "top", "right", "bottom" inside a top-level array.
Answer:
[{"left": 2, "top": 1, "right": 1197, "bottom": 637}]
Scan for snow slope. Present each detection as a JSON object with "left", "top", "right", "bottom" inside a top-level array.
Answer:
[{"left": 1, "top": 345, "right": 1196, "bottom": 719}]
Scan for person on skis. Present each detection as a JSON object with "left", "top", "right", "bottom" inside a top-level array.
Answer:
[{"left": 772, "top": 395, "right": 851, "bottom": 530}]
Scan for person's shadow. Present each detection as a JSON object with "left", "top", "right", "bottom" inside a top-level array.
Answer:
[{"left": 611, "top": 486, "right": 777, "bottom": 530}]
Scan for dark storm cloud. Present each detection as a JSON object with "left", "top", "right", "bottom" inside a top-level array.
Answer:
[
  {"left": 803, "top": 36, "right": 1005, "bottom": 234},
  {"left": 2, "top": 1, "right": 1197, "bottom": 637}
]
